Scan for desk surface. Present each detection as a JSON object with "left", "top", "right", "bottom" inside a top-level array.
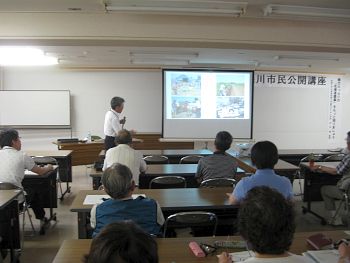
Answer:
[
  {"left": 227, "top": 153, "right": 300, "bottom": 173},
  {"left": 23, "top": 150, "right": 73, "bottom": 157},
  {"left": 0, "top": 190, "right": 22, "bottom": 210},
  {"left": 90, "top": 164, "right": 245, "bottom": 177},
  {"left": 53, "top": 230, "right": 349, "bottom": 263},
  {"left": 301, "top": 161, "right": 340, "bottom": 169},
  {"left": 70, "top": 188, "right": 235, "bottom": 213},
  {"left": 99, "top": 149, "right": 213, "bottom": 158}
]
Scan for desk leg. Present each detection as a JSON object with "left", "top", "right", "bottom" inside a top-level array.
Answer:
[
  {"left": 301, "top": 174, "right": 326, "bottom": 225},
  {"left": 77, "top": 212, "right": 89, "bottom": 239}
]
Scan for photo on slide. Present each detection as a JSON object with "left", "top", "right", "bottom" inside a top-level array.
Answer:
[
  {"left": 216, "top": 97, "right": 245, "bottom": 118},
  {"left": 170, "top": 73, "right": 201, "bottom": 96},
  {"left": 216, "top": 75, "right": 245, "bottom": 96},
  {"left": 171, "top": 96, "right": 201, "bottom": 119}
]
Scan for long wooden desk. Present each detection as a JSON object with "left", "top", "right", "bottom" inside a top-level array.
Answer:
[
  {"left": 90, "top": 164, "right": 245, "bottom": 189},
  {"left": 300, "top": 162, "right": 341, "bottom": 225},
  {"left": 23, "top": 150, "right": 72, "bottom": 200},
  {"left": 278, "top": 149, "right": 341, "bottom": 165},
  {"left": 226, "top": 151, "right": 301, "bottom": 174},
  {"left": 53, "top": 230, "right": 350, "bottom": 263},
  {"left": 23, "top": 167, "right": 58, "bottom": 235},
  {"left": 53, "top": 139, "right": 143, "bottom": 166},
  {"left": 0, "top": 190, "right": 22, "bottom": 262},
  {"left": 70, "top": 188, "right": 238, "bottom": 239},
  {"left": 99, "top": 149, "right": 213, "bottom": 164}
]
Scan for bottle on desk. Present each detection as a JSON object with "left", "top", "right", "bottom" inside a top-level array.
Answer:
[
  {"left": 309, "top": 150, "right": 315, "bottom": 167},
  {"left": 87, "top": 131, "right": 92, "bottom": 143}
]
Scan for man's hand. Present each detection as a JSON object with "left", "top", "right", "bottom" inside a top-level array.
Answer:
[
  {"left": 311, "top": 166, "right": 319, "bottom": 172},
  {"left": 119, "top": 119, "right": 126, "bottom": 124}
]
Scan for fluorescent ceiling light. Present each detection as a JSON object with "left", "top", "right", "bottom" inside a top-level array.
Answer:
[
  {"left": 274, "top": 55, "right": 339, "bottom": 62},
  {"left": 104, "top": 1, "right": 247, "bottom": 17},
  {"left": 0, "top": 47, "right": 58, "bottom": 66},
  {"left": 131, "top": 59, "right": 189, "bottom": 65},
  {"left": 263, "top": 5, "right": 350, "bottom": 22},
  {"left": 256, "top": 63, "right": 311, "bottom": 69},
  {"left": 129, "top": 51, "right": 198, "bottom": 59}
]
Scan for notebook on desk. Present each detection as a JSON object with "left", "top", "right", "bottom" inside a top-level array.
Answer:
[{"left": 57, "top": 138, "right": 79, "bottom": 143}]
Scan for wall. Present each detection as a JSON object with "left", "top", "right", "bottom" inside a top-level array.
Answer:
[{"left": 2, "top": 67, "right": 350, "bottom": 151}]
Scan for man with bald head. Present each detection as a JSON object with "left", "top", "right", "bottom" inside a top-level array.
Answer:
[{"left": 103, "top": 129, "right": 147, "bottom": 185}]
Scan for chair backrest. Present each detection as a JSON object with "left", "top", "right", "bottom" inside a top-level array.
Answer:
[
  {"left": 199, "top": 178, "right": 236, "bottom": 188},
  {"left": 32, "top": 156, "right": 58, "bottom": 165},
  {"left": 143, "top": 155, "right": 169, "bottom": 164},
  {"left": 163, "top": 212, "right": 218, "bottom": 237},
  {"left": 324, "top": 154, "right": 345, "bottom": 162},
  {"left": 179, "top": 155, "right": 203, "bottom": 164},
  {"left": 149, "top": 176, "right": 186, "bottom": 189},
  {"left": 300, "top": 154, "right": 324, "bottom": 162}
]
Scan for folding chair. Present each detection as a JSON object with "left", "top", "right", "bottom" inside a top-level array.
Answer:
[
  {"left": 294, "top": 154, "right": 324, "bottom": 197},
  {"left": 149, "top": 176, "right": 186, "bottom": 189},
  {"left": 163, "top": 212, "right": 218, "bottom": 237},
  {"left": 179, "top": 155, "right": 203, "bottom": 164},
  {"left": 0, "top": 182, "right": 35, "bottom": 250},
  {"left": 31, "top": 156, "right": 64, "bottom": 201},
  {"left": 143, "top": 156, "right": 169, "bottom": 164},
  {"left": 331, "top": 182, "right": 350, "bottom": 226},
  {"left": 324, "top": 154, "right": 345, "bottom": 162},
  {"left": 199, "top": 178, "right": 236, "bottom": 188}
]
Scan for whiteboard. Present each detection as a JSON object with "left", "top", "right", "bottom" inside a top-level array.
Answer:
[{"left": 0, "top": 90, "right": 70, "bottom": 127}]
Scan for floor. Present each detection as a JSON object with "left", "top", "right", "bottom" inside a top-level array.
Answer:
[{"left": 8, "top": 166, "right": 350, "bottom": 263}]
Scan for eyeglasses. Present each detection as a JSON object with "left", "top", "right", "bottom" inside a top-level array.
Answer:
[{"left": 200, "top": 242, "right": 217, "bottom": 256}]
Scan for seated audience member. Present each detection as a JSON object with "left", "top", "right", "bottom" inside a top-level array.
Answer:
[
  {"left": 195, "top": 131, "right": 238, "bottom": 184},
  {"left": 91, "top": 163, "right": 164, "bottom": 238},
  {"left": 229, "top": 141, "right": 294, "bottom": 205},
  {"left": 83, "top": 220, "right": 158, "bottom": 263},
  {"left": 0, "top": 129, "right": 53, "bottom": 227},
  {"left": 103, "top": 129, "right": 147, "bottom": 184},
  {"left": 310, "top": 131, "right": 350, "bottom": 225},
  {"left": 219, "top": 186, "right": 313, "bottom": 263}
]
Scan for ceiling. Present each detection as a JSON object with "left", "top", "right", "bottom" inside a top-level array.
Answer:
[{"left": 1, "top": 0, "right": 350, "bottom": 73}]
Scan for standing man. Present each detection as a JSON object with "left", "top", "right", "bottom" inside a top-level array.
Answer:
[
  {"left": 195, "top": 131, "right": 238, "bottom": 184},
  {"left": 104, "top": 96, "right": 136, "bottom": 151},
  {"left": 103, "top": 129, "right": 147, "bottom": 185},
  {"left": 194, "top": 98, "right": 201, "bottom": 118},
  {"left": 0, "top": 129, "right": 53, "bottom": 227},
  {"left": 311, "top": 131, "right": 350, "bottom": 225}
]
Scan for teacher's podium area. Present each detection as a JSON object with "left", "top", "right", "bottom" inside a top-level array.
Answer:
[{"left": 11, "top": 166, "right": 349, "bottom": 263}]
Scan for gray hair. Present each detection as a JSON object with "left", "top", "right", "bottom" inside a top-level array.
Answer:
[
  {"left": 115, "top": 129, "right": 132, "bottom": 145},
  {"left": 102, "top": 163, "right": 133, "bottom": 199},
  {"left": 111, "top": 97, "right": 125, "bottom": 109}
]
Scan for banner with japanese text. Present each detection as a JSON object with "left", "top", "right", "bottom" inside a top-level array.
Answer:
[{"left": 254, "top": 71, "right": 343, "bottom": 143}]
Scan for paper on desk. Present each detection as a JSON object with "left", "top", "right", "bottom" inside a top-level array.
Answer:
[
  {"left": 216, "top": 251, "right": 255, "bottom": 262},
  {"left": 304, "top": 250, "right": 339, "bottom": 263},
  {"left": 83, "top": 194, "right": 146, "bottom": 205}
]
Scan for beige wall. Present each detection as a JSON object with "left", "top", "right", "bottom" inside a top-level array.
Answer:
[{"left": 0, "top": 13, "right": 349, "bottom": 53}]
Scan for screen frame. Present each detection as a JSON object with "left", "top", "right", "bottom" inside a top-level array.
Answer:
[{"left": 162, "top": 69, "right": 254, "bottom": 140}]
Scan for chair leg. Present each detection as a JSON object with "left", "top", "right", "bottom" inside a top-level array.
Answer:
[
  {"left": 294, "top": 171, "right": 303, "bottom": 197},
  {"left": 331, "top": 198, "right": 344, "bottom": 225},
  {"left": 345, "top": 193, "right": 350, "bottom": 227}
]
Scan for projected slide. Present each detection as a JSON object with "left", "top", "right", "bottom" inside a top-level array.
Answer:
[
  {"left": 163, "top": 69, "right": 254, "bottom": 139},
  {"left": 167, "top": 71, "right": 249, "bottom": 119}
]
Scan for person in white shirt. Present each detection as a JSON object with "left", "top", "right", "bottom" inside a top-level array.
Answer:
[
  {"left": 103, "top": 129, "right": 147, "bottom": 185},
  {"left": 0, "top": 129, "right": 53, "bottom": 227},
  {"left": 104, "top": 96, "right": 136, "bottom": 151},
  {"left": 219, "top": 186, "right": 313, "bottom": 263}
]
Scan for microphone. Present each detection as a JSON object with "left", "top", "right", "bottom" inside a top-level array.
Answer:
[{"left": 122, "top": 117, "right": 126, "bottom": 129}]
